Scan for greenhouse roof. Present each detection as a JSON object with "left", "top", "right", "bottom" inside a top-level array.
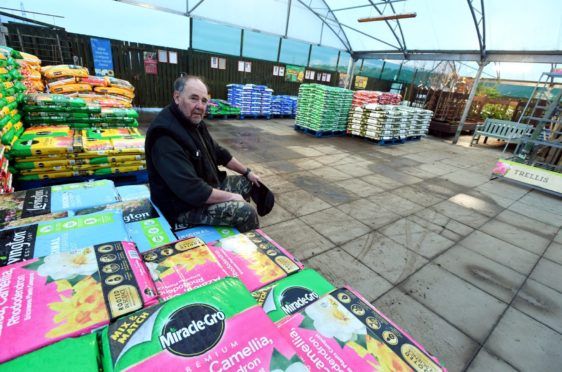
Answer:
[
  {"left": 122, "top": 0, "right": 562, "bottom": 64},
  {"left": 1, "top": 0, "right": 561, "bottom": 67}
]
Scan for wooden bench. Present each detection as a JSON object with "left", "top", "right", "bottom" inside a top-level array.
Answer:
[{"left": 470, "top": 119, "right": 533, "bottom": 146}]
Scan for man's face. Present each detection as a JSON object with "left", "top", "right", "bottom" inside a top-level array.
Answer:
[{"left": 173, "top": 78, "right": 208, "bottom": 124}]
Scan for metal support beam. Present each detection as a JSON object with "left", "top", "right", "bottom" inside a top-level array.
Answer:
[
  {"left": 353, "top": 50, "right": 562, "bottom": 64},
  {"left": 340, "top": 23, "right": 400, "bottom": 50},
  {"left": 346, "top": 58, "right": 356, "bottom": 90},
  {"left": 367, "top": 0, "right": 408, "bottom": 57},
  {"left": 284, "top": 0, "right": 292, "bottom": 38},
  {"left": 332, "top": 1, "right": 406, "bottom": 12},
  {"left": 296, "top": 0, "right": 351, "bottom": 52},
  {"left": 452, "top": 61, "right": 487, "bottom": 144},
  {"left": 187, "top": 0, "right": 207, "bottom": 15},
  {"left": 467, "top": 0, "right": 486, "bottom": 60},
  {"left": 318, "top": 0, "right": 352, "bottom": 51}
]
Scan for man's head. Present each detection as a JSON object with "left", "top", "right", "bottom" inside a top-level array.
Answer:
[{"left": 173, "top": 75, "right": 208, "bottom": 125}]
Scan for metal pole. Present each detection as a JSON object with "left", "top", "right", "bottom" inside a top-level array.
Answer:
[
  {"left": 452, "top": 61, "right": 487, "bottom": 144},
  {"left": 346, "top": 58, "right": 356, "bottom": 90}
]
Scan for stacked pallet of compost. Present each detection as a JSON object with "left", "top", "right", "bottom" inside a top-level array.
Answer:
[
  {"left": 348, "top": 104, "right": 433, "bottom": 142},
  {"left": 295, "top": 84, "right": 353, "bottom": 133},
  {"left": 227, "top": 84, "right": 273, "bottom": 117},
  {"left": 206, "top": 98, "right": 241, "bottom": 117},
  {"left": 271, "top": 95, "right": 298, "bottom": 116},
  {"left": 11, "top": 93, "right": 145, "bottom": 182}
]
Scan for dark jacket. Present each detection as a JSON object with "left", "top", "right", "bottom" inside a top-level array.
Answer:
[{"left": 145, "top": 103, "right": 233, "bottom": 223}]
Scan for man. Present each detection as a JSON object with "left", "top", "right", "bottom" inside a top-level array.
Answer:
[{"left": 145, "top": 75, "right": 261, "bottom": 232}]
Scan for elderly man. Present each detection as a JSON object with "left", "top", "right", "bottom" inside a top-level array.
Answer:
[{"left": 145, "top": 75, "right": 261, "bottom": 232}]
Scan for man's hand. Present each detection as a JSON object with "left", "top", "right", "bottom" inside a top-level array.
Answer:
[
  {"left": 247, "top": 171, "right": 261, "bottom": 186},
  {"left": 229, "top": 193, "right": 245, "bottom": 202}
]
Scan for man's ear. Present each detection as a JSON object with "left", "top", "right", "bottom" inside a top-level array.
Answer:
[{"left": 173, "top": 92, "right": 180, "bottom": 104}]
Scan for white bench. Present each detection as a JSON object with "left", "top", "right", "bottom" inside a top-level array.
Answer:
[{"left": 470, "top": 119, "right": 533, "bottom": 146}]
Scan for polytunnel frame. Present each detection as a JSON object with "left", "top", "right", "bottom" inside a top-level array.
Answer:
[{"left": 115, "top": 0, "right": 562, "bottom": 146}]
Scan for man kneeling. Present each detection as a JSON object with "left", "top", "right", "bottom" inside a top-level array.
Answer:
[{"left": 145, "top": 75, "right": 261, "bottom": 232}]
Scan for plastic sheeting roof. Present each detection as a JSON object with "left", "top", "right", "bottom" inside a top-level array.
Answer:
[
  {"left": 2, "top": 0, "right": 561, "bottom": 64},
  {"left": 120, "top": 0, "right": 562, "bottom": 63}
]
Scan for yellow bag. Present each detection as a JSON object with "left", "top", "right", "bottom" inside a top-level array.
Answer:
[
  {"left": 50, "top": 83, "right": 92, "bottom": 94},
  {"left": 42, "top": 65, "right": 89, "bottom": 79},
  {"left": 94, "top": 86, "right": 135, "bottom": 100},
  {"left": 18, "top": 52, "right": 41, "bottom": 65}
]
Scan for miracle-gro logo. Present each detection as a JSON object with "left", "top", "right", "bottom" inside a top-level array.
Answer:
[{"left": 160, "top": 304, "right": 225, "bottom": 357}]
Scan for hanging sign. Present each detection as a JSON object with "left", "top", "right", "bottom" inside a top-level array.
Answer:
[
  {"left": 492, "top": 159, "right": 562, "bottom": 194},
  {"left": 355, "top": 76, "right": 368, "bottom": 89},
  {"left": 143, "top": 52, "right": 157, "bottom": 75},
  {"left": 90, "top": 38, "right": 114, "bottom": 76},
  {"left": 285, "top": 65, "right": 305, "bottom": 82}
]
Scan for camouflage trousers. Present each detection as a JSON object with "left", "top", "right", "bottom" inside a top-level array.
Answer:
[{"left": 176, "top": 175, "right": 259, "bottom": 232}]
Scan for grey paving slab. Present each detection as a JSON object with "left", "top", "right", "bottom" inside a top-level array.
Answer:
[
  {"left": 310, "top": 144, "right": 343, "bottom": 155},
  {"left": 259, "top": 175, "right": 300, "bottom": 194},
  {"left": 459, "top": 231, "right": 539, "bottom": 275},
  {"left": 342, "top": 232, "right": 428, "bottom": 284},
  {"left": 374, "top": 288, "right": 479, "bottom": 372},
  {"left": 513, "top": 279, "right": 562, "bottom": 334},
  {"left": 336, "top": 178, "right": 385, "bottom": 198},
  {"left": 435, "top": 245, "right": 526, "bottom": 303},
  {"left": 336, "top": 199, "right": 401, "bottom": 229},
  {"left": 261, "top": 219, "right": 334, "bottom": 260},
  {"left": 368, "top": 165, "right": 424, "bottom": 185},
  {"left": 480, "top": 219, "right": 551, "bottom": 255},
  {"left": 508, "top": 201, "right": 562, "bottom": 228},
  {"left": 300, "top": 207, "right": 371, "bottom": 245},
  {"left": 368, "top": 193, "right": 425, "bottom": 216},
  {"left": 518, "top": 190, "right": 562, "bottom": 217},
  {"left": 291, "top": 176, "right": 358, "bottom": 206},
  {"left": 304, "top": 248, "right": 392, "bottom": 302},
  {"left": 401, "top": 165, "right": 441, "bottom": 179},
  {"left": 432, "top": 201, "right": 490, "bottom": 228},
  {"left": 275, "top": 189, "right": 331, "bottom": 217},
  {"left": 495, "top": 209, "right": 559, "bottom": 238},
  {"left": 417, "top": 162, "right": 459, "bottom": 176},
  {"left": 448, "top": 193, "right": 504, "bottom": 217},
  {"left": 333, "top": 163, "right": 374, "bottom": 178},
  {"left": 380, "top": 218, "right": 455, "bottom": 259},
  {"left": 287, "top": 158, "right": 324, "bottom": 170},
  {"left": 361, "top": 174, "right": 404, "bottom": 190},
  {"left": 401, "top": 264, "right": 508, "bottom": 342},
  {"left": 313, "top": 153, "right": 357, "bottom": 166},
  {"left": 259, "top": 204, "right": 294, "bottom": 227},
  {"left": 466, "top": 349, "right": 518, "bottom": 372},
  {"left": 309, "top": 167, "right": 352, "bottom": 182},
  {"left": 417, "top": 179, "right": 469, "bottom": 199},
  {"left": 544, "top": 241, "right": 562, "bottom": 265},
  {"left": 485, "top": 307, "right": 562, "bottom": 372},
  {"left": 439, "top": 169, "right": 491, "bottom": 188},
  {"left": 413, "top": 208, "right": 474, "bottom": 238},
  {"left": 556, "top": 229, "right": 562, "bottom": 244},
  {"left": 465, "top": 188, "right": 517, "bottom": 209},
  {"left": 394, "top": 184, "right": 447, "bottom": 207},
  {"left": 286, "top": 145, "right": 324, "bottom": 157},
  {"left": 475, "top": 179, "right": 530, "bottom": 200},
  {"left": 529, "top": 258, "right": 562, "bottom": 293}
]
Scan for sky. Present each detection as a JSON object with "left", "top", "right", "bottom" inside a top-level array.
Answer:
[{"left": 0, "top": 0, "right": 560, "bottom": 81}]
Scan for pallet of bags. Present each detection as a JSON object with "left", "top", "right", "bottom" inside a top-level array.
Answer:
[
  {"left": 42, "top": 65, "right": 91, "bottom": 95},
  {"left": 93, "top": 77, "right": 135, "bottom": 105},
  {"left": 16, "top": 51, "right": 43, "bottom": 93}
]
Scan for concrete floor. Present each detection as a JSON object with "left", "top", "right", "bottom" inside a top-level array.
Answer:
[{"left": 143, "top": 116, "right": 562, "bottom": 371}]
